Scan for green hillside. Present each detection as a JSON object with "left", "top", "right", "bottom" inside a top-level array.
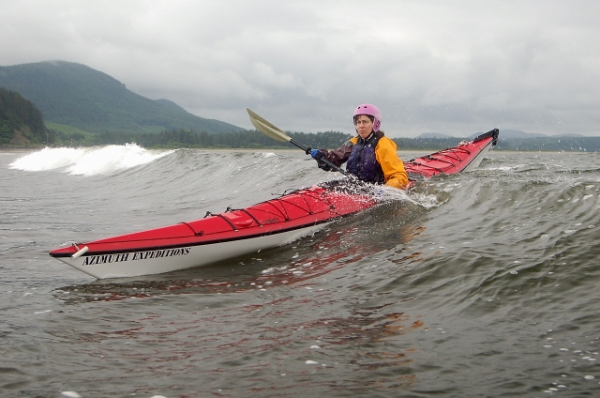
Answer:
[
  {"left": 0, "top": 87, "right": 48, "bottom": 146},
  {"left": 0, "top": 61, "right": 243, "bottom": 134}
]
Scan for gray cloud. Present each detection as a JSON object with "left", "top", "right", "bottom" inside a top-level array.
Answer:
[{"left": 2, "top": 0, "right": 599, "bottom": 137}]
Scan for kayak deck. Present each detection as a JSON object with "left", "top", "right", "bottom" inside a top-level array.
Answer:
[
  {"left": 50, "top": 185, "right": 376, "bottom": 258},
  {"left": 405, "top": 129, "right": 499, "bottom": 178}
]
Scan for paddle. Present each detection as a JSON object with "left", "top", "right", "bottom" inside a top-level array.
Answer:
[{"left": 246, "top": 108, "right": 347, "bottom": 175}]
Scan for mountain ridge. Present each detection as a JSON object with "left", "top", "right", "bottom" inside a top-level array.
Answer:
[{"left": 0, "top": 61, "right": 243, "bottom": 134}]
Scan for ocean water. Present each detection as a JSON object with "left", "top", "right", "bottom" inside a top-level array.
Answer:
[{"left": 1, "top": 144, "right": 599, "bottom": 397}]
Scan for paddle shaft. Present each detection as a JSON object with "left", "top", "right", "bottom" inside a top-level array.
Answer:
[
  {"left": 288, "top": 138, "right": 310, "bottom": 152},
  {"left": 246, "top": 108, "right": 347, "bottom": 175},
  {"left": 288, "top": 139, "right": 347, "bottom": 175}
]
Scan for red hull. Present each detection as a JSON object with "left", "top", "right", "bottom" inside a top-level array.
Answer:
[{"left": 50, "top": 185, "right": 376, "bottom": 258}]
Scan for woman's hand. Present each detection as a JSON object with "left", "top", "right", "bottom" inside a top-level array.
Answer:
[{"left": 311, "top": 149, "right": 325, "bottom": 161}]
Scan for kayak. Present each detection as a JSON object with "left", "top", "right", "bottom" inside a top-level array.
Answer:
[
  {"left": 49, "top": 128, "right": 499, "bottom": 279},
  {"left": 404, "top": 129, "right": 499, "bottom": 179}
]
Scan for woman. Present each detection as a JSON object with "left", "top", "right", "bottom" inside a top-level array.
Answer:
[{"left": 311, "top": 104, "right": 409, "bottom": 189}]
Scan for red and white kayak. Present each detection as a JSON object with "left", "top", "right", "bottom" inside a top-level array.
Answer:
[{"left": 49, "top": 129, "right": 498, "bottom": 279}]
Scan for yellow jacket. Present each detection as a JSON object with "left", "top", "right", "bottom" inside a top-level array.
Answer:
[
  {"left": 321, "top": 132, "right": 409, "bottom": 189},
  {"left": 348, "top": 136, "right": 409, "bottom": 189}
]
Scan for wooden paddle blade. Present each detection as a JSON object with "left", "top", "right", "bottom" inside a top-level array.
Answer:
[
  {"left": 246, "top": 107, "right": 347, "bottom": 175},
  {"left": 246, "top": 108, "right": 291, "bottom": 143},
  {"left": 247, "top": 108, "right": 290, "bottom": 142}
]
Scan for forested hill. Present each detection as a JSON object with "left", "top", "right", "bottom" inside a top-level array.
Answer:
[
  {"left": 0, "top": 87, "right": 48, "bottom": 146},
  {"left": 0, "top": 61, "right": 243, "bottom": 134}
]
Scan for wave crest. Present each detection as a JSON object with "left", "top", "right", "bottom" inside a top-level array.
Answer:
[{"left": 9, "top": 144, "right": 174, "bottom": 176}]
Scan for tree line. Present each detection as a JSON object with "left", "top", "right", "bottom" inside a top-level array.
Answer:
[
  {"left": 494, "top": 137, "right": 600, "bottom": 152},
  {"left": 2, "top": 88, "right": 598, "bottom": 152},
  {"left": 0, "top": 87, "right": 48, "bottom": 145},
  {"left": 27, "top": 126, "right": 600, "bottom": 153},
  {"left": 47, "top": 128, "right": 356, "bottom": 150}
]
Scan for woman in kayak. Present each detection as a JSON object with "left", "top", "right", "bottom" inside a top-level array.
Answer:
[{"left": 310, "top": 104, "right": 409, "bottom": 189}]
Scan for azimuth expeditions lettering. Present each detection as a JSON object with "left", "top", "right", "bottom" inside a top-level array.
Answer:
[{"left": 82, "top": 248, "right": 191, "bottom": 266}]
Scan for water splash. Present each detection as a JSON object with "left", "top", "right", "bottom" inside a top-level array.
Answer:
[{"left": 9, "top": 144, "right": 173, "bottom": 176}]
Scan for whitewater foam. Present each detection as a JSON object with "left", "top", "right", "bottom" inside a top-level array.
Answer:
[
  {"left": 375, "top": 185, "right": 442, "bottom": 209},
  {"left": 9, "top": 144, "right": 173, "bottom": 176}
]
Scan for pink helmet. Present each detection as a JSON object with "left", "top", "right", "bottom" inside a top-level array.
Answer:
[{"left": 353, "top": 104, "right": 381, "bottom": 132}]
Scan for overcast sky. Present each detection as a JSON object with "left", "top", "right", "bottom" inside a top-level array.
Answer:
[{"left": 2, "top": 0, "right": 599, "bottom": 137}]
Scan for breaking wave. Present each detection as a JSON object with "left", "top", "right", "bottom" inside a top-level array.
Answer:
[{"left": 9, "top": 144, "right": 174, "bottom": 176}]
